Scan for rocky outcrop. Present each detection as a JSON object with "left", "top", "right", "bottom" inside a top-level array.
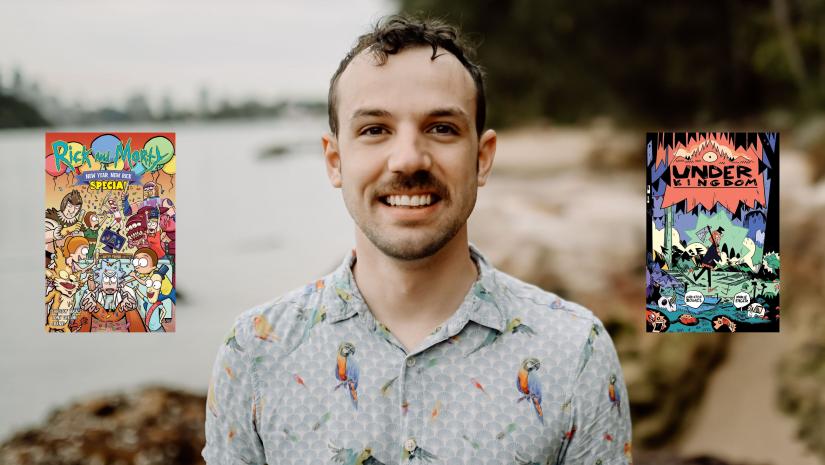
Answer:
[{"left": 0, "top": 387, "right": 206, "bottom": 465}]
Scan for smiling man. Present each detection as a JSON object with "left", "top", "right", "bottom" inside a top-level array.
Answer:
[{"left": 204, "top": 15, "right": 632, "bottom": 465}]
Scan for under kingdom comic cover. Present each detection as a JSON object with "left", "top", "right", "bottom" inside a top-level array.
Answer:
[
  {"left": 646, "top": 132, "right": 779, "bottom": 333},
  {"left": 45, "top": 133, "right": 176, "bottom": 333}
]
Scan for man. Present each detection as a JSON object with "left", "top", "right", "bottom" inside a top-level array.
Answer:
[{"left": 204, "top": 15, "right": 632, "bottom": 465}]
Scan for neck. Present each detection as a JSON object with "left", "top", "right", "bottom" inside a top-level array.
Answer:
[{"left": 352, "top": 226, "right": 478, "bottom": 350}]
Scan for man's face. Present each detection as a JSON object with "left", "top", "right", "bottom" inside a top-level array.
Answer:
[
  {"left": 148, "top": 218, "right": 158, "bottom": 233},
  {"left": 324, "top": 47, "right": 496, "bottom": 260},
  {"left": 144, "top": 186, "right": 154, "bottom": 199}
]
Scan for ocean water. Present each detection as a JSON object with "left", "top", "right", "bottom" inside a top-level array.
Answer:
[{"left": 0, "top": 116, "right": 354, "bottom": 439}]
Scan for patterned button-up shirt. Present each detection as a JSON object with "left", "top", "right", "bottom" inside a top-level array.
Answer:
[{"left": 203, "top": 246, "right": 632, "bottom": 464}]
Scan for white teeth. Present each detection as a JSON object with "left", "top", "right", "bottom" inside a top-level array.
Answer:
[{"left": 386, "top": 194, "right": 433, "bottom": 207}]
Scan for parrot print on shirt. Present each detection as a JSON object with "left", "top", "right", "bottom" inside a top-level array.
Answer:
[
  {"left": 516, "top": 357, "right": 544, "bottom": 424},
  {"left": 608, "top": 374, "right": 621, "bottom": 414},
  {"left": 335, "top": 341, "right": 360, "bottom": 410}
]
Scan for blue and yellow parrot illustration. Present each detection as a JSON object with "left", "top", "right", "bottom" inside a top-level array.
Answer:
[
  {"left": 577, "top": 323, "right": 600, "bottom": 375},
  {"left": 516, "top": 357, "right": 544, "bottom": 424},
  {"left": 402, "top": 438, "right": 438, "bottom": 462},
  {"left": 466, "top": 317, "right": 536, "bottom": 356},
  {"left": 329, "top": 443, "right": 387, "bottom": 465},
  {"left": 334, "top": 342, "right": 360, "bottom": 410},
  {"left": 608, "top": 374, "right": 621, "bottom": 413}
]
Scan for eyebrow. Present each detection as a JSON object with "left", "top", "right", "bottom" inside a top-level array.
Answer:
[
  {"left": 427, "top": 107, "right": 469, "bottom": 120},
  {"left": 351, "top": 108, "right": 392, "bottom": 120},
  {"left": 350, "top": 107, "right": 469, "bottom": 121}
]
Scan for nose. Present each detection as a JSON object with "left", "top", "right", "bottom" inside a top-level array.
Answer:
[{"left": 387, "top": 125, "right": 431, "bottom": 174}]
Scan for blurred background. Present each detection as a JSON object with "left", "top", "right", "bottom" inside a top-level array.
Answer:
[{"left": 1, "top": 0, "right": 824, "bottom": 464}]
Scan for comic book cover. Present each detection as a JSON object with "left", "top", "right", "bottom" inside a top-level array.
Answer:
[
  {"left": 44, "top": 133, "right": 176, "bottom": 333},
  {"left": 645, "top": 132, "right": 779, "bottom": 333}
]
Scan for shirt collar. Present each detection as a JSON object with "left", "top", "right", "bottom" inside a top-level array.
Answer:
[{"left": 325, "top": 244, "right": 507, "bottom": 333}]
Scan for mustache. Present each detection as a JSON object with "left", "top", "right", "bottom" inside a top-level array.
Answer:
[{"left": 375, "top": 171, "right": 449, "bottom": 199}]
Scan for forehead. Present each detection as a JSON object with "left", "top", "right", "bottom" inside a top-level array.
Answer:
[{"left": 336, "top": 46, "right": 476, "bottom": 125}]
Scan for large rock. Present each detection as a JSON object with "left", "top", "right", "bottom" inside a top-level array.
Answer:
[{"left": 0, "top": 387, "right": 206, "bottom": 465}]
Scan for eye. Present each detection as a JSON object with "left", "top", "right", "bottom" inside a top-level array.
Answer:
[
  {"left": 359, "top": 126, "right": 389, "bottom": 136},
  {"left": 59, "top": 270, "right": 68, "bottom": 279},
  {"left": 153, "top": 281, "right": 162, "bottom": 290},
  {"left": 145, "top": 279, "right": 153, "bottom": 287},
  {"left": 132, "top": 259, "right": 140, "bottom": 266},
  {"left": 428, "top": 124, "right": 458, "bottom": 135},
  {"left": 80, "top": 247, "right": 89, "bottom": 256},
  {"left": 139, "top": 258, "right": 149, "bottom": 267}
]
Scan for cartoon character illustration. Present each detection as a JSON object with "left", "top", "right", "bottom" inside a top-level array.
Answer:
[
  {"left": 128, "top": 247, "right": 174, "bottom": 304},
  {"left": 144, "top": 207, "right": 171, "bottom": 260},
  {"left": 140, "top": 266, "right": 172, "bottom": 332},
  {"left": 100, "top": 191, "right": 125, "bottom": 232},
  {"left": 334, "top": 342, "right": 360, "bottom": 410},
  {"left": 465, "top": 317, "right": 535, "bottom": 356},
  {"left": 125, "top": 206, "right": 152, "bottom": 249},
  {"left": 159, "top": 198, "right": 176, "bottom": 259},
  {"left": 63, "top": 236, "right": 92, "bottom": 274},
  {"left": 608, "top": 374, "right": 621, "bottom": 413},
  {"left": 75, "top": 260, "right": 145, "bottom": 332},
  {"left": 712, "top": 315, "right": 737, "bottom": 332},
  {"left": 81, "top": 211, "right": 101, "bottom": 257},
  {"left": 328, "top": 443, "right": 387, "bottom": 465},
  {"left": 692, "top": 226, "right": 724, "bottom": 290},
  {"left": 45, "top": 190, "right": 83, "bottom": 254},
  {"left": 516, "top": 357, "right": 544, "bottom": 423},
  {"left": 123, "top": 181, "right": 163, "bottom": 215},
  {"left": 645, "top": 309, "right": 669, "bottom": 332},
  {"left": 44, "top": 248, "right": 80, "bottom": 332},
  {"left": 402, "top": 438, "right": 437, "bottom": 462}
]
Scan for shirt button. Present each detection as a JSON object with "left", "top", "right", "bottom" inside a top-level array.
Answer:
[{"left": 406, "top": 357, "right": 416, "bottom": 368}]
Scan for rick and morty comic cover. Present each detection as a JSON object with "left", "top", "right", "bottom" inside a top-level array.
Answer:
[
  {"left": 45, "top": 133, "right": 176, "bottom": 333},
  {"left": 646, "top": 132, "right": 779, "bottom": 333}
]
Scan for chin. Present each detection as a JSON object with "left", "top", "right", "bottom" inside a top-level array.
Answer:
[{"left": 369, "top": 230, "right": 458, "bottom": 261}]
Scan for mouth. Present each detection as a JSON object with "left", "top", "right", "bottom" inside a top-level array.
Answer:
[
  {"left": 61, "top": 282, "right": 76, "bottom": 290},
  {"left": 147, "top": 291, "right": 155, "bottom": 299},
  {"left": 378, "top": 193, "right": 441, "bottom": 209}
]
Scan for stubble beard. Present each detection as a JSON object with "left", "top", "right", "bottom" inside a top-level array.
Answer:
[{"left": 346, "top": 183, "right": 476, "bottom": 261}]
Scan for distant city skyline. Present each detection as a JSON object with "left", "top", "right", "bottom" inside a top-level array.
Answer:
[{"left": 0, "top": 0, "right": 394, "bottom": 111}]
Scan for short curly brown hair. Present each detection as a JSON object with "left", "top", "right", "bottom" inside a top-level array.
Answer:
[{"left": 327, "top": 14, "right": 485, "bottom": 137}]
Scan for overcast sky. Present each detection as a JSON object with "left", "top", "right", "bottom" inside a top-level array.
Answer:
[{"left": 0, "top": 0, "right": 395, "bottom": 109}]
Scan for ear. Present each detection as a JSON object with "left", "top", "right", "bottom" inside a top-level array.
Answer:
[
  {"left": 322, "top": 133, "right": 342, "bottom": 188},
  {"left": 476, "top": 129, "right": 497, "bottom": 186}
]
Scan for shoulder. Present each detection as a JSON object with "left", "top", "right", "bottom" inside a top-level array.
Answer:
[
  {"left": 227, "top": 275, "right": 332, "bottom": 357},
  {"left": 491, "top": 267, "right": 607, "bottom": 351}
]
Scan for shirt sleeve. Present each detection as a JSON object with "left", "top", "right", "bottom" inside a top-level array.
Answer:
[
  {"left": 562, "top": 320, "right": 633, "bottom": 465},
  {"left": 202, "top": 315, "right": 267, "bottom": 464}
]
